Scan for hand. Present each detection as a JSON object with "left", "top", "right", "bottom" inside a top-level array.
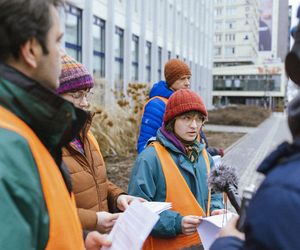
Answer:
[
  {"left": 181, "top": 215, "right": 202, "bottom": 235},
  {"left": 116, "top": 194, "right": 146, "bottom": 211},
  {"left": 218, "top": 216, "right": 245, "bottom": 240},
  {"left": 85, "top": 231, "right": 111, "bottom": 250},
  {"left": 211, "top": 209, "right": 227, "bottom": 216},
  {"left": 96, "top": 211, "right": 120, "bottom": 233}
]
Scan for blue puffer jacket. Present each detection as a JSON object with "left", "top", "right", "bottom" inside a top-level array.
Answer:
[
  {"left": 129, "top": 130, "right": 224, "bottom": 238},
  {"left": 137, "top": 80, "right": 173, "bottom": 153},
  {"left": 137, "top": 81, "right": 210, "bottom": 153},
  {"left": 210, "top": 139, "right": 300, "bottom": 250}
]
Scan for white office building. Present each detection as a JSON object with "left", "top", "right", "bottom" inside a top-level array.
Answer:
[
  {"left": 61, "top": 0, "right": 215, "bottom": 109},
  {"left": 212, "top": 0, "right": 289, "bottom": 110}
]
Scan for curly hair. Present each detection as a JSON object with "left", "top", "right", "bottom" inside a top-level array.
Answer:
[{"left": 0, "top": 0, "right": 64, "bottom": 62}]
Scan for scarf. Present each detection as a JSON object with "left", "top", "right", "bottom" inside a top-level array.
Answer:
[{"left": 160, "top": 127, "right": 201, "bottom": 163}]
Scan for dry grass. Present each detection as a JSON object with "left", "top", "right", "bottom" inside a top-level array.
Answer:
[
  {"left": 207, "top": 105, "right": 271, "bottom": 127},
  {"left": 90, "top": 83, "right": 149, "bottom": 157}
]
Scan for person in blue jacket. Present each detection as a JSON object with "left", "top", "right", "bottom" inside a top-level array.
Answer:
[
  {"left": 210, "top": 93, "right": 300, "bottom": 250},
  {"left": 137, "top": 59, "right": 224, "bottom": 157},
  {"left": 129, "top": 89, "right": 224, "bottom": 249}
]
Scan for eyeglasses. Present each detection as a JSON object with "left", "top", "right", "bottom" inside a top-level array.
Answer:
[
  {"left": 66, "top": 90, "right": 94, "bottom": 101},
  {"left": 177, "top": 114, "right": 205, "bottom": 126}
]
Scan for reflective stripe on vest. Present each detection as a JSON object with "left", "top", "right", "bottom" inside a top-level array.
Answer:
[
  {"left": 143, "top": 142, "right": 211, "bottom": 250},
  {"left": 0, "top": 106, "right": 84, "bottom": 250},
  {"left": 142, "top": 96, "right": 168, "bottom": 115}
]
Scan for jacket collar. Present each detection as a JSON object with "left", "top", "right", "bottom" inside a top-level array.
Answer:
[
  {"left": 156, "top": 129, "right": 204, "bottom": 156},
  {"left": 0, "top": 63, "right": 87, "bottom": 163},
  {"left": 257, "top": 139, "right": 300, "bottom": 175},
  {"left": 149, "top": 80, "right": 173, "bottom": 99}
]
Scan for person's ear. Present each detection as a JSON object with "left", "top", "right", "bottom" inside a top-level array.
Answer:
[{"left": 19, "top": 38, "right": 43, "bottom": 69}]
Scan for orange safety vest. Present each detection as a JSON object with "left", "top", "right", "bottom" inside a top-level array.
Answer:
[
  {"left": 0, "top": 106, "right": 85, "bottom": 250},
  {"left": 143, "top": 142, "right": 211, "bottom": 250},
  {"left": 142, "top": 96, "right": 168, "bottom": 115}
]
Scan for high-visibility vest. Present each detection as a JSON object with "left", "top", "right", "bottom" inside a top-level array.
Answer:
[
  {"left": 142, "top": 96, "right": 168, "bottom": 115},
  {"left": 0, "top": 106, "right": 85, "bottom": 250},
  {"left": 143, "top": 142, "right": 211, "bottom": 250}
]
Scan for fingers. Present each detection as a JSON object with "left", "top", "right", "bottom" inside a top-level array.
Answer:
[
  {"left": 85, "top": 231, "right": 112, "bottom": 250},
  {"left": 182, "top": 215, "right": 202, "bottom": 236}
]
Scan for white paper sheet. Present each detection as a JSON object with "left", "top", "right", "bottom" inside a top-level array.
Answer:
[
  {"left": 101, "top": 199, "right": 159, "bottom": 250},
  {"left": 197, "top": 212, "right": 235, "bottom": 250},
  {"left": 142, "top": 201, "right": 172, "bottom": 214}
]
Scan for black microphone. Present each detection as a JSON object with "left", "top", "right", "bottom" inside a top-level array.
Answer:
[{"left": 208, "top": 163, "right": 241, "bottom": 214}]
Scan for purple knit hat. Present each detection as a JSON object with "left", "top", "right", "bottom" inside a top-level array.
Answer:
[{"left": 57, "top": 54, "right": 94, "bottom": 94}]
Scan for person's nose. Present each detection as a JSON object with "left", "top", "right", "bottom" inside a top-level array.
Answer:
[
  {"left": 190, "top": 119, "right": 198, "bottom": 128},
  {"left": 185, "top": 79, "right": 191, "bottom": 88},
  {"left": 79, "top": 96, "right": 89, "bottom": 109}
]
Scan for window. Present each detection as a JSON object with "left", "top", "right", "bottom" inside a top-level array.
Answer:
[
  {"left": 145, "top": 41, "right": 151, "bottom": 82},
  {"left": 114, "top": 27, "right": 124, "bottom": 91},
  {"left": 225, "top": 34, "right": 235, "bottom": 41},
  {"left": 214, "top": 34, "right": 222, "bottom": 42},
  {"left": 65, "top": 4, "right": 82, "bottom": 61},
  {"left": 226, "top": 20, "right": 235, "bottom": 29},
  {"left": 214, "top": 46, "right": 222, "bottom": 56},
  {"left": 226, "top": 7, "right": 236, "bottom": 16},
  {"left": 214, "top": 7, "right": 223, "bottom": 16},
  {"left": 131, "top": 35, "right": 139, "bottom": 81},
  {"left": 158, "top": 47, "right": 162, "bottom": 80},
  {"left": 93, "top": 16, "right": 105, "bottom": 78},
  {"left": 225, "top": 46, "right": 235, "bottom": 55},
  {"left": 215, "top": 21, "right": 223, "bottom": 31}
]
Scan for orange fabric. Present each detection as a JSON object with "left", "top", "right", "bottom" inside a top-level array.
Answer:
[
  {"left": 143, "top": 142, "right": 211, "bottom": 250},
  {"left": 0, "top": 106, "right": 84, "bottom": 250}
]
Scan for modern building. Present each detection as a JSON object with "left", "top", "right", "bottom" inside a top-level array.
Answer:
[
  {"left": 61, "top": 0, "right": 215, "bottom": 109},
  {"left": 212, "top": 0, "right": 289, "bottom": 110}
]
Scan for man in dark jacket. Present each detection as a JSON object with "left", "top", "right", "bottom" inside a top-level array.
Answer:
[
  {"left": 0, "top": 0, "right": 110, "bottom": 249},
  {"left": 210, "top": 12, "right": 300, "bottom": 249}
]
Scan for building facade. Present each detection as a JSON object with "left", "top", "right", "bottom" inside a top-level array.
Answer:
[
  {"left": 61, "top": 0, "right": 215, "bottom": 109},
  {"left": 212, "top": 0, "right": 289, "bottom": 110}
]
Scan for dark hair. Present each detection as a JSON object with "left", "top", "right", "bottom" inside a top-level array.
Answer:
[
  {"left": 0, "top": 0, "right": 64, "bottom": 62},
  {"left": 288, "top": 94, "right": 300, "bottom": 139},
  {"left": 164, "top": 110, "right": 206, "bottom": 133}
]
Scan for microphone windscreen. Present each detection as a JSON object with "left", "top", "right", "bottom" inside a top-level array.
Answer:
[{"left": 208, "top": 163, "right": 238, "bottom": 192}]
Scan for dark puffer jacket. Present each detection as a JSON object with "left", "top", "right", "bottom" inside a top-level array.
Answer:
[{"left": 210, "top": 139, "right": 300, "bottom": 250}]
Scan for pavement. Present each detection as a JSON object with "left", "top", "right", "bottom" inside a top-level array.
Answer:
[{"left": 206, "top": 112, "right": 292, "bottom": 194}]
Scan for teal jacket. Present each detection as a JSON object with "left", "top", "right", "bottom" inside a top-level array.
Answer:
[
  {"left": 0, "top": 63, "right": 86, "bottom": 249},
  {"left": 128, "top": 130, "right": 224, "bottom": 238}
]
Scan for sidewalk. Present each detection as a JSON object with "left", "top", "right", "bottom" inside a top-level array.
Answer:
[{"left": 208, "top": 113, "right": 292, "bottom": 194}]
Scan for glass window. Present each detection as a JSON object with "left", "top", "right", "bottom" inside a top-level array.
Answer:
[
  {"left": 115, "top": 27, "right": 124, "bottom": 92},
  {"left": 226, "top": 20, "right": 235, "bottom": 29},
  {"left": 214, "top": 7, "right": 223, "bottom": 16},
  {"left": 131, "top": 35, "right": 139, "bottom": 81},
  {"left": 214, "top": 34, "right": 222, "bottom": 42},
  {"left": 158, "top": 47, "right": 162, "bottom": 80},
  {"left": 214, "top": 46, "right": 222, "bottom": 56},
  {"left": 215, "top": 21, "right": 223, "bottom": 31},
  {"left": 225, "top": 46, "right": 235, "bottom": 55},
  {"left": 145, "top": 41, "right": 151, "bottom": 82},
  {"left": 93, "top": 16, "right": 105, "bottom": 78},
  {"left": 65, "top": 4, "right": 82, "bottom": 62}
]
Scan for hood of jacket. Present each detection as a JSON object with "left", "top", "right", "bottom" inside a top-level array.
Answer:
[
  {"left": 257, "top": 139, "right": 300, "bottom": 175},
  {"left": 149, "top": 80, "right": 173, "bottom": 99}
]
